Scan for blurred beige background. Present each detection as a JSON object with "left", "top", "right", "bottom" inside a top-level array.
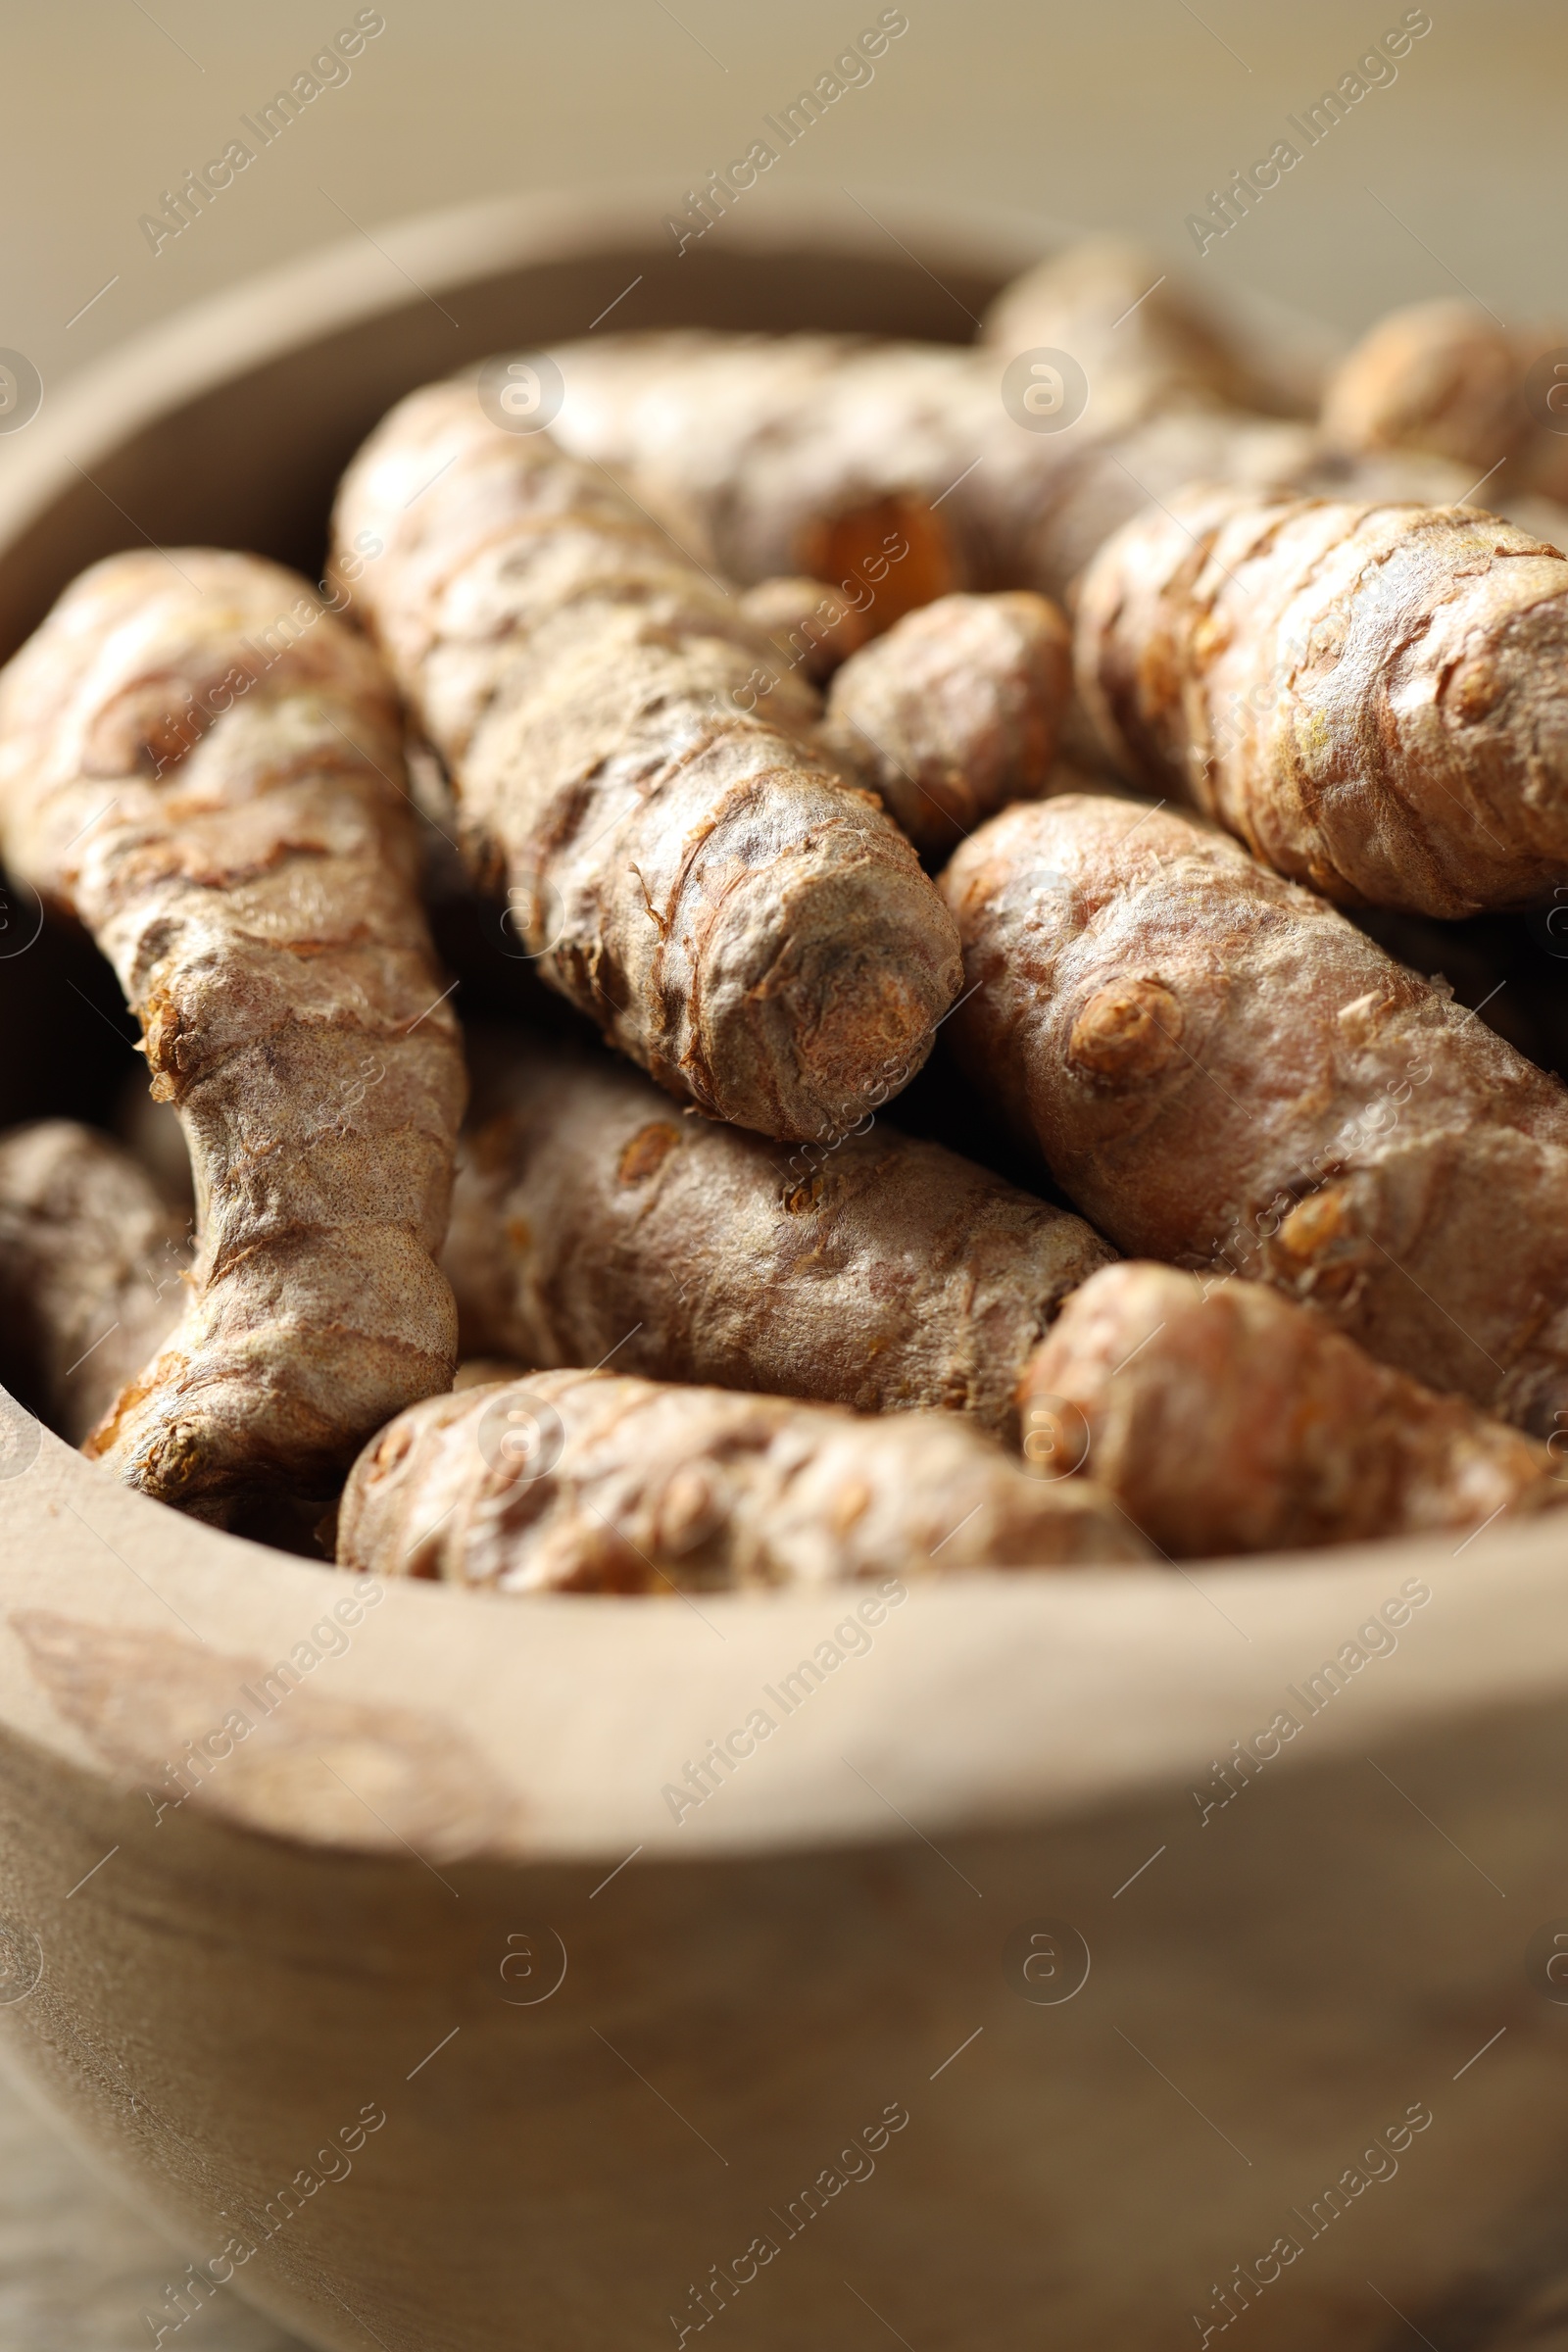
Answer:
[{"left": 3, "top": 0, "right": 1565, "bottom": 411}]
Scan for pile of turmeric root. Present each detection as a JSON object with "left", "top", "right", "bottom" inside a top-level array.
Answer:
[{"left": 4, "top": 234, "right": 1568, "bottom": 1595}]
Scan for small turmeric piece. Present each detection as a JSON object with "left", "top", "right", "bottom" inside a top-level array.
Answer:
[
  {"left": 331, "top": 383, "right": 961, "bottom": 1143},
  {"left": 737, "top": 575, "right": 875, "bottom": 680},
  {"left": 819, "top": 591, "right": 1071, "bottom": 858},
  {"left": 443, "top": 1030, "right": 1113, "bottom": 1436},
  {"left": 1018, "top": 1260, "right": 1563, "bottom": 1557},
  {"left": 1322, "top": 298, "right": 1568, "bottom": 505},
  {"left": 336, "top": 1367, "right": 1150, "bottom": 1592},
  {"left": 0, "top": 1121, "right": 189, "bottom": 1446},
  {"left": 1075, "top": 486, "right": 1568, "bottom": 915},
  {"left": 0, "top": 551, "right": 466, "bottom": 1518},
  {"left": 940, "top": 793, "right": 1568, "bottom": 1437}
]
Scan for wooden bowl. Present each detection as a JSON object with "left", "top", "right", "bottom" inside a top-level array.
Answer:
[{"left": 0, "top": 192, "right": 1562, "bottom": 2352}]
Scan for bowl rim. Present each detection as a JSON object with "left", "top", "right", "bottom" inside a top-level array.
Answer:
[
  {"left": 0, "top": 180, "right": 1340, "bottom": 564},
  {"left": 0, "top": 185, "right": 1544, "bottom": 1873}
]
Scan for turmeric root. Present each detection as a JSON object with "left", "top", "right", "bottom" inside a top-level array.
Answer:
[
  {"left": 819, "top": 591, "right": 1071, "bottom": 857},
  {"left": 1348, "top": 904, "right": 1553, "bottom": 1071},
  {"left": 547, "top": 328, "right": 1303, "bottom": 605},
  {"left": 336, "top": 1368, "right": 1150, "bottom": 1592},
  {"left": 0, "top": 1122, "right": 188, "bottom": 1445},
  {"left": 1322, "top": 298, "right": 1568, "bottom": 505},
  {"left": 1018, "top": 1260, "right": 1563, "bottom": 1557},
  {"left": 545, "top": 329, "right": 1544, "bottom": 611},
  {"left": 330, "top": 383, "right": 961, "bottom": 1143},
  {"left": 452, "top": 1355, "right": 529, "bottom": 1392},
  {"left": 981, "top": 236, "right": 1296, "bottom": 428},
  {"left": 737, "top": 576, "right": 875, "bottom": 680},
  {"left": 444, "top": 1031, "right": 1113, "bottom": 1436},
  {"left": 0, "top": 551, "right": 466, "bottom": 1518},
  {"left": 940, "top": 793, "right": 1568, "bottom": 1437},
  {"left": 1075, "top": 486, "right": 1568, "bottom": 916}
]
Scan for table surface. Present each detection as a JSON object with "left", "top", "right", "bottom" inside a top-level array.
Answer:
[{"left": 0, "top": 2065, "right": 303, "bottom": 2352}]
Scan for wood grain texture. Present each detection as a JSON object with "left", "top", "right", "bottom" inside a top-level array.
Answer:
[{"left": 0, "top": 1409, "right": 1565, "bottom": 2348}]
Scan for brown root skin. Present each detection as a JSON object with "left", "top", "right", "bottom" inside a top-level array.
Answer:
[
  {"left": 0, "top": 1122, "right": 190, "bottom": 1445},
  {"left": 453, "top": 1356, "right": 529, "bottom": 1392},
  {"left": 443, "top": 1029, "right": 1114, "bottom": 1439},
  {"left": 545, "top": 329, "right": 1305, "bottom": 605},
  {"left": 330, "top": 381, "right": 960, "bottom": 1144},
  {"left": 0, "top": 550, "right": 466, "bottom": 1520},
  {"left": 1019, "top": 1261, "right": 1564, "bottom": 1558},
  {"left": 939, "top": 793, "right": 1568, "bottom": 1438},
  {"left": 335, "top": 1368, "right": 1151, "bottom": 1594},
  {"left": 1076, "top": 487, "right": 1568, "bottom": 916},
  {"left": 980, "top": 236, "right": 1294, "bottom": 426},
  {"left": 820, "top": 591, "right": 1071, "bottom": 858},
  {"left": 543, "top": 329, "right": 1568, "bottom": 612},
  {"left": 737, "top": 575, "right": 877, "bottom": 680},
  {"left": 1322, "top": 298, "right": 1568, "bottom": 505}
]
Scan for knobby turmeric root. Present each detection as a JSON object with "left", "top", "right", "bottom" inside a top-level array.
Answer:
[
  {"left": 330, "top": 382, "right": 961, "bottom": 1143},
  {"left": 0, "top": 551, "right": 466, "bottom": 1519},
  {"left": 980, "top": 236, "right": 1300, "bottom": 428},
  {"left": 1075, "top": 486, "right": 1568, "bottom": 916},
  {"left": 336, "top": 1368, "right": 1151, "bottom": 1592},
  {"left": 0, "top": 1122, "right": 189, "bottom": 1446},
  {"left": 940, "top": 793, "right": 1568, "bottom": 1437},
  {"left": 1018, "top": 1260, "right": 1564, "bottom": 1558},
  {"left": 1323, "top": 298, "right": 1568, "bottom": 505},
  {"left": 1348, "top": 904, "right": 1549, "bottom": 1069},
  {"left": 819, "top": 590, "right": 1071, "bottom": 858},
  {"left": 444, "top": 1031, "right": 1113, "bottom": 1437},
  {"left": 737, "top": 575, "right": 876, "bottom": 680},
  {"left": 544, "top": 328, "right": 1544, "bottom": 612}
]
